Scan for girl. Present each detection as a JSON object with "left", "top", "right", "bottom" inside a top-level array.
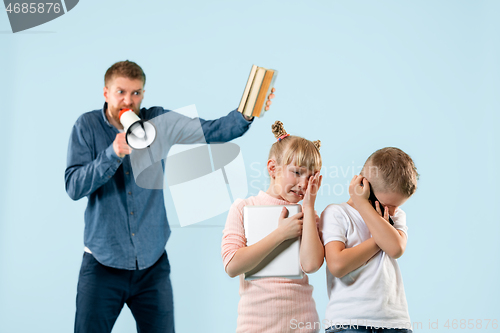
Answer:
[{"left": 221, "top": 121, "right": 324, "bottom": 333}]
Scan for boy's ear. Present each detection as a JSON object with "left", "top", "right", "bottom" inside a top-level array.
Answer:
[{"left": 267, "top": 159, "right": 276, "bottom": 179}]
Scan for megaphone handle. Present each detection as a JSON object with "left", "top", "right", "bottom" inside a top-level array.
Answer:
[{"left": 141, "top": 122, "right": 148, "bottom": 140}]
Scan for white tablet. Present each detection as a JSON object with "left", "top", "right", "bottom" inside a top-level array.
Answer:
[{"left": 243, "top": 205, "right": 304, "bottom": 280}]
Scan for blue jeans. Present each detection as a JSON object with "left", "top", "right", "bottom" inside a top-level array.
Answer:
[
  {"left": 325, "top": 326, "right": 412, "bottom": 333},
  {"left": 74, "top": 251, "right": 174, "bottom": 333}
]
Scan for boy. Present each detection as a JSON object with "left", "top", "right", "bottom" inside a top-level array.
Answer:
[{"left": 320, "top": 147, "right": 418, "bottom": 333}]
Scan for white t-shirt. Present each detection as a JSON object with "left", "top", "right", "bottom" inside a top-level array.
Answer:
[{"left": 320, "top": 203, "right": 411, "bottom": 330}]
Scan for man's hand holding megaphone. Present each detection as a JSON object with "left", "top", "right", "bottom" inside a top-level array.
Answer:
[
  {"left": 112, "top": 108, "right": 157, "bottom": 158},
  {"left": 113, "top": 133, "right": 132, "bottom": 158}
]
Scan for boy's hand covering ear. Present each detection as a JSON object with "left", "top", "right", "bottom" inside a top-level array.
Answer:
[{"left": 349, "top": 175, "right": 370, "bottom": 205}]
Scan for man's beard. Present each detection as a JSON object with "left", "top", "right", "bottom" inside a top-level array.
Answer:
[{"left": 108, "top": 104, "right": 139, "bottom": 123}]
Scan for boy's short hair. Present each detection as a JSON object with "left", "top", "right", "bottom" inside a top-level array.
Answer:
[
  {"left": 362, "top": 147, "right": 419, "bottom": 197},
  {"left": 104, "top": 60, "right": 146, "bottom": 87}
]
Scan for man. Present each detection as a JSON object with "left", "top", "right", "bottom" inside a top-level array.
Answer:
[{"left": 65, "top": 60, "right": 274, "bottom": 333}]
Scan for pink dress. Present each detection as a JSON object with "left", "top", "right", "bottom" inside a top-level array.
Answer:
[{"left": 221, "top": 191, "right": 320, "bottom": 333}]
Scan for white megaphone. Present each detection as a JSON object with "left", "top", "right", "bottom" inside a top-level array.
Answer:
[{"left": 119, "top": 109, "right": 157, "bottom": 150}]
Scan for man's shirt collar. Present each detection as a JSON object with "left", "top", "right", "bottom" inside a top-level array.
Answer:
[{"left": 101, "top": 102, "right": 113, "bottom": 128}]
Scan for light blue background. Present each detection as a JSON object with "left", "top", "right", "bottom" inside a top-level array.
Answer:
[{"left": 1, "top": 1, "right": 499, "bottom": 332}]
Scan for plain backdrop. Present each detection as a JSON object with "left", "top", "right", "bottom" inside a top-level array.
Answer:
[{"left": 1, "top": 1, "right": 499, "bottom": 332}]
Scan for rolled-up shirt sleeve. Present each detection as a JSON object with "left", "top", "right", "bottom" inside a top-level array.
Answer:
[
  {"left": 65, "top": 115, "right": 123, "bottom": 201},
  {"left": 166, "top": 109, "right": 252, "bottom": 145}
]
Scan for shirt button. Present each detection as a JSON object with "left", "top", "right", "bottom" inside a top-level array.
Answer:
[
  {"left": 132, "top": 233, "right": 135, "bottom": 236},
  {"left": 108, "top": 176, "right": 111, "bottom": 178},
  {"left": 125, "top": 172, "right": 130, "bottom": 175},
  {"left": 130, "top": 212, "right": 134, "bottom": 215},
  {"left": 128, "top": 192, "right": 132, "bottom": 195},
  {"left": 117, "top": 159, "right": 121, "bottom": 163}
]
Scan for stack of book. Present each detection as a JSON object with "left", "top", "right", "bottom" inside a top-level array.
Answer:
[{"left": 237, "top": 65, "right": 278, "bottom": 118}]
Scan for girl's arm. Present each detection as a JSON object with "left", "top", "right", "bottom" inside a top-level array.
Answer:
[
  {"left": 324, "top": 239, "right": 380, "bottom": 278},
  {"left": 300, "top": 173, "right": 325, "bottom": 274},
  {"left": 225, "top": 208, "right": 303, "bottom": 278}
]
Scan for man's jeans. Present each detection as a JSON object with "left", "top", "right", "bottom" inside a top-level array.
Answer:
[{"left": 75, "top": 251, "right": 174, "bottom": 333}]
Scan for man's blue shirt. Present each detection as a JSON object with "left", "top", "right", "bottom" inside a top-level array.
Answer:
[{"left": 65, "top": 104, "right": 252, "bottom": 269}]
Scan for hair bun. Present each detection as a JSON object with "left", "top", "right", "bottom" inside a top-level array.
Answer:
[
  {"left": 312, "top": 140, "right": 321, "bottom": 151},
  {"left": 272, "top": 121, "right": 287, "bottom": 139}
]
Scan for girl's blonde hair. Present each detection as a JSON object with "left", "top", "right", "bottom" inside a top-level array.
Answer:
[{"left": 268, "top": 121, "right": 322, "bottom": 172}]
